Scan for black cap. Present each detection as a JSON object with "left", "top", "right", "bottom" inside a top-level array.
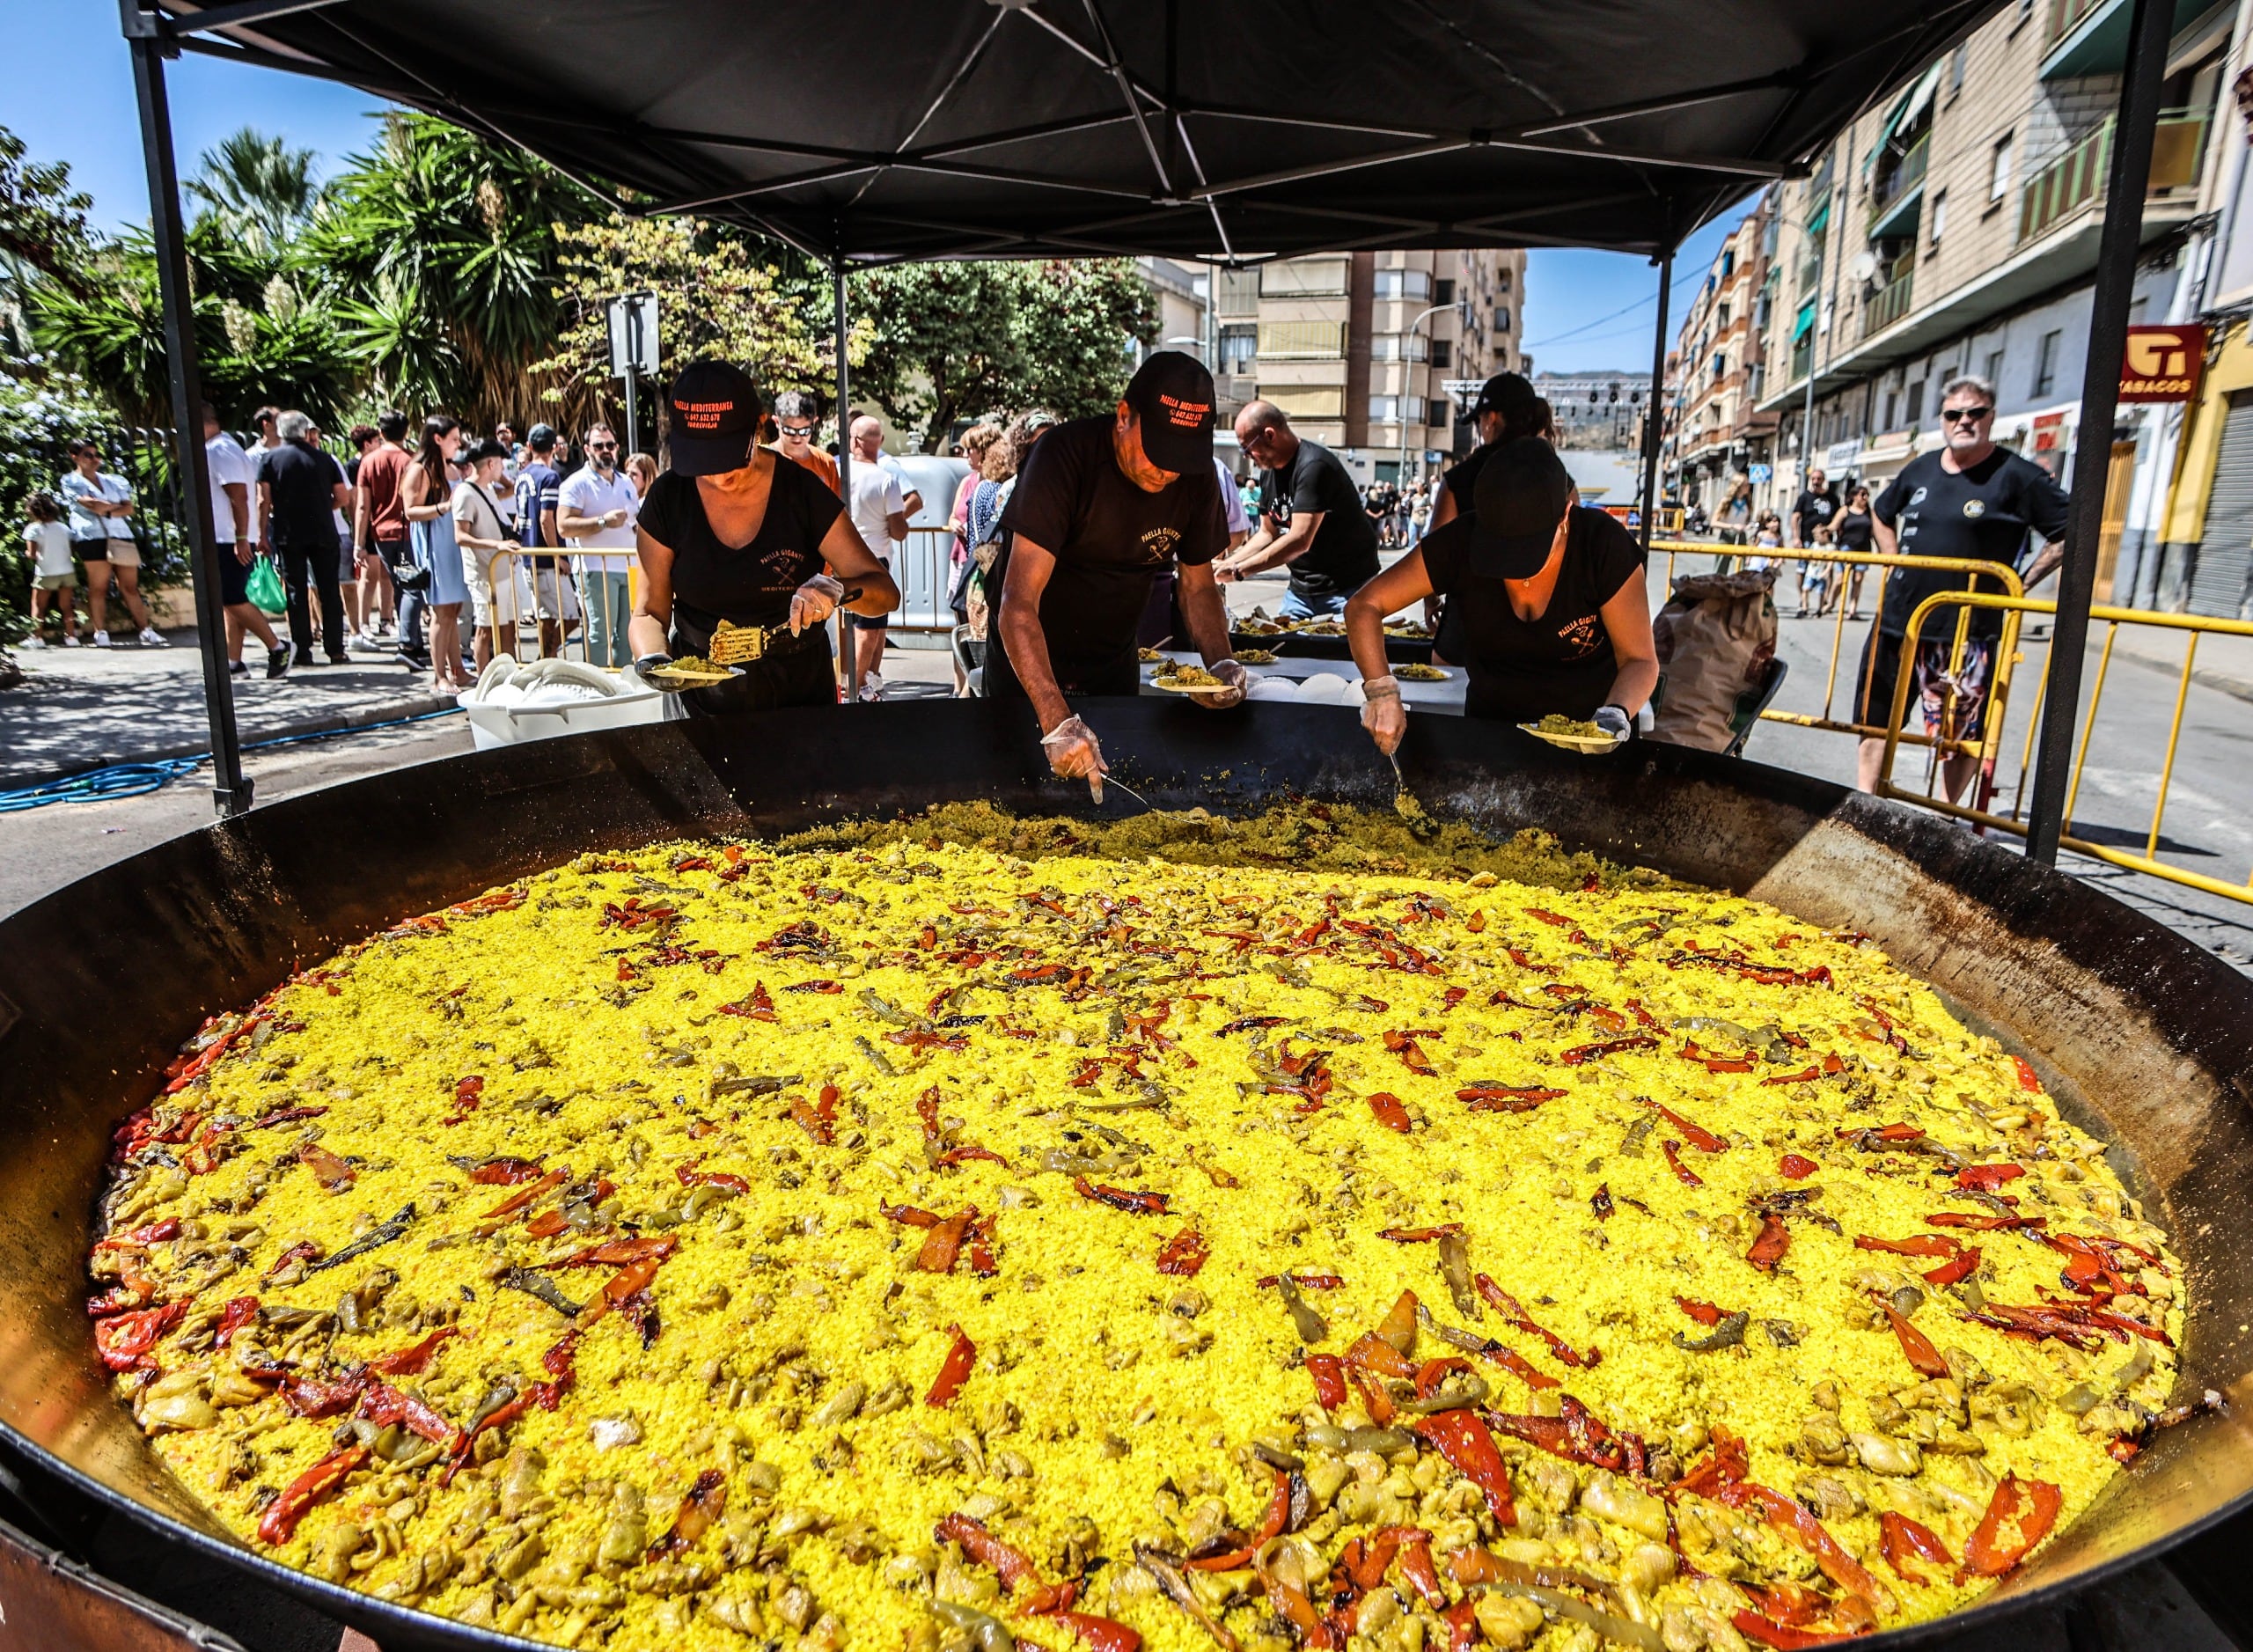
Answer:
[
  {"left": 665, "top": 360, "right": 762, "bottom": 477},
  {"left": 1467, "top": 438, "right": 1578, "bottom": 578},
  {"left": 1470, "top": 371, "right": 1539, "bottom": 421},
  {"left": 465, "top": 437, "right": 510, "bottom": 464},
  {"left": 526, "top": 422, "right": 558, "bottom": 451},
  {"left": 1123, "top": 350, "right": 1216, "bottom": 474}
]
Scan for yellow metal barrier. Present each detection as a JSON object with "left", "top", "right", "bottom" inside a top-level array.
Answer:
[
  {"left": 1649, "top": 540, "right": 2026, "bottom": 762},
  {"left": 483, "top": 548, "right": 642, "bottom": 667},
  {"left": 1878, "top": 590, "right": 2253, "bottom": 906}
]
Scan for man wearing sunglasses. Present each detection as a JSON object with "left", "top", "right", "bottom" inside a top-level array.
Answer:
[
  {"left": 768, "top": 391, "right": 841, "bottom": 497},
  {"left": 1860, "top": 374, "right": 2068, "bottom": 803},
  {"left": 557, "top": 422, "right": 641, "bottom": 666}
]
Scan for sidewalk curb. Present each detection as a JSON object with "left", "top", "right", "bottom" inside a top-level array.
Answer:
[
  {"left": 1, "top": 694, "right": 460, "bottom": 792},
  {"left": 2104, "top": 644, "right": 2253, "bottom": 708}
]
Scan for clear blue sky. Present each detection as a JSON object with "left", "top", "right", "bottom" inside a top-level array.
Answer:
[{"left": 10, "top": 0, "right": 1754, "bottom": 373}]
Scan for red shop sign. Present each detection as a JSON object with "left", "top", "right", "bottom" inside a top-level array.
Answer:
[{"left": 2119, "top": 324, "right": 2206, "bottom": 403}]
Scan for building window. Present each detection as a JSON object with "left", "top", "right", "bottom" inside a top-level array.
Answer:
[
  {"left": 1435, "top": 278, "right": 1456, "bottom": 306},
  {"left": 1218, "top": 323, "right": 1257, "bottom": 375},
  {"left": 1369, "top": 333, "right": 1431, "bottom": 363},
  {"left": 1712, "top": 351, "right": 1728, "bottom": 382},
  {"left": 2016, "top": 0, "right": 2032, "bottom": 20},
  {"left": 1371, "top": 268, "right": 1434, "bottom": 303},
  {"left": 1905, "top": 379, "right": 1926, "bottom": 424},
  {"left": 1721, "top": 249, "right": 1736, "bottom": 278},
  {"left": 1497, "top": 268, "right": 1513, "bottom": 294},
  {"left": 1266, "top": 386, "right": 1344, "bottom": 421},
  {"left": 2034, "top": 329, "right": 2062, "bottom": 397},
  {"left": 1257, "top": 319, "right": 1347, "bottom": 360},
  {"left": 1368, "top": 395, "right": 1428, "bottom": 425},
  {"left": 1431, "top": 340, "right": 1451, "bottom": 370},
  {"left": 1494, "top": 305, "right": 1512, "bottom": 331},
  {"left": 1948, "top": 42, "right": 1967, "bottom": 96},
  {"left": 1929, "top": 190, "right": 1948, "bottom": 247},
  {"left": 1985, "top": 349, "right": 2006, "bottom": 391},
  {"left": 1260, "top": 259, "right": 1349, "bottom": 298},
  {"left": 1217, "top": 268, "right": 1261, "bottom": 314},
  {"left": 1719, "top": 303, "right": 1732, "bottom": 327},
  {"left": 1990, "top": 136, "right": 2013, "bottom": 202}
]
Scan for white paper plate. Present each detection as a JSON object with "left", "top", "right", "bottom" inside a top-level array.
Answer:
[{"left": 1518, "top": 722, "right": 1625, "bottom": 753}]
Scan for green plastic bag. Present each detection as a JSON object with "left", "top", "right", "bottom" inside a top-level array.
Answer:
[{"left": 245, "top": 554, "right": 287, "bottom": 617}]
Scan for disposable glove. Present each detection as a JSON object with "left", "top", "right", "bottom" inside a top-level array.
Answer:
[
  {"left": 1361, "top": 675, "right": 1406, "bottom": 754},
  {"left": 1039, "top": 714, "right": 1109, "bottom": 802},
  {"left": 789, "top": 572, "right": 848, "bottom": 635}
]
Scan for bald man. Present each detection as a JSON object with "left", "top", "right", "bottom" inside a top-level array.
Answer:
[
  {"left": 1215, "top": 400, "right": 1379, "bottom": 619},
  {"left": 843, "top": 415, "right": 921, "bottom": 698}
]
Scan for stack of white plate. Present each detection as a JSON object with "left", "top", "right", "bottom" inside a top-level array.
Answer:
[{"left": 459, "top": 657, "right": 668, "bottom": 750}]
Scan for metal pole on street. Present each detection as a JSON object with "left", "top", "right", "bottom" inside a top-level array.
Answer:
[
  {"left": 834, "top": 261, "right": 858, "bottom": 704},
  {"left": 2026, "top": 0, "right": 2170, "bottom": 865},
  {"left": 1639, "top": 246, "right": 1676, "bottom": 553},
  {"left": 121, "top": 0, "right": 249, "bottom": 817}
]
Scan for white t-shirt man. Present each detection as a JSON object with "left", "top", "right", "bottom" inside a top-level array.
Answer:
[
  {"left": 204, "top": 433, "right": 256, "bottom": 545},
  {"left": 848, "top": 457, "right": 908, "bottom": 563},
  {"left": 559, "top": 466, "right": 640, "bottom": 548}
]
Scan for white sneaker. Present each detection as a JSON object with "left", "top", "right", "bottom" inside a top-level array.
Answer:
[
  {"left": 860, "top": 673, "right": 885, "bottom": 702},
  {"left": 23, "top": 636, "right": 45, "bottom": 649},
  {"left": 93, "top": 630, "right": 114, "bottom": 648},
  {"left": 139, "top": 627, "right": 168, "bottom": 646},
  {"left": 62, "top": 634, "right": 80, "bottom": 647}
]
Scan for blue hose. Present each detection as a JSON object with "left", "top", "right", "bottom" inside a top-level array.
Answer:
[{"left": 0, "top": 705, "right": 466, "bottom": 815}]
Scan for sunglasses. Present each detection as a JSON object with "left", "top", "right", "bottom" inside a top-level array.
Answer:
[
  {"left": 778, "top": 424, "right": 817, "bottom": 440},
  {"left": 589, "top": 440, "right": 619, "bottom": 451},
  {"left": 1941, "top": 406, "right": 1992, "bottom": 425}
]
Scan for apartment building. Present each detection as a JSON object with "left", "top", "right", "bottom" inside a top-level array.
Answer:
[
  {"left": 1211, "top": 247, "right": 1528, "bottom": 484},
  {"left": 1750, "top": 0, "right": 2238, "bottom": 604},
  {"left": 1662, "top": 201, "right": 1780, "bottom": 510}
]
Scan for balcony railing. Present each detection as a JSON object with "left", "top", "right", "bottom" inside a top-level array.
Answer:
[
  {"left": 1863, "top": 268, "right": 1915, "bottom": 339},
  {"left": 1790, "top": 334, "right": 1812, "bottom": 381},
  {"left": 2017, "top": 110, "right": 2209, "bottom": 245},
  {"left": 1868, "top": 132, "right": 1930, "bottom": 236}
]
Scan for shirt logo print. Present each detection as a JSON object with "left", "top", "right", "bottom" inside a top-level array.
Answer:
[
  {"left": 1556, "top": 613, "right": 1604, "bottom": 659},
  {"left": 1963, "top": 499, "right": 1986, "bottom": 518}
]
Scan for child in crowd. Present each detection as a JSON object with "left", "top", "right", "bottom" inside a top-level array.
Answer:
[
  {"left": 1798, "top": 524, "right": 1835, "bottom": 618},
  {"left": 20, "top": 491, "right": 79, "bottom": 647}
]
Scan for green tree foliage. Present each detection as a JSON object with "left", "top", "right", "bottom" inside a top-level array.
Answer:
[
  {"left": 534, "top": 215, "right": 855, "bottom": 435},
  {"left": 849, "top": 259, "right": 1154, "bottom": 449},
  {"left": 186, "top": 128, "right": 324, "bottom": 250}
]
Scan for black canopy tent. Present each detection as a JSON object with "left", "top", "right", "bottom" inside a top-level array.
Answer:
[{"left": 120, "top": 0, "right": 2168, "bottom": 859}]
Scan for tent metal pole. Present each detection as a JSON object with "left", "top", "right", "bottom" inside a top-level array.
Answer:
[
  {"left": 122, "top": 4, "right": 250, "bottom": 817},
  {"left": 1639, "top": 246, "right": 1675, "bottom": 553},
  {"left": 2025, "top": 0, "right": 2169, "bottom": 865},
  {"left": 834, "top": 261, "right": 858, "bottom": 705}
]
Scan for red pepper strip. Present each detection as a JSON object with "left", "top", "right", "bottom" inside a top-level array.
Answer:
[
  {"left": 1854, "top": 1233, "right": 1960, "bottom": 1258},
  {"left": 926, "top": 1323, "right": 976, "bottom": 1407},
  {"left": 1367, "top": 1092, "right": 1413, "bottom": 1134},
  {"left": 256, "top": 1443, "right": 368, "bottom": 1546},
  {"left": 1046, "top": 1615, "right": 1141, "bottom": 1652},
  {"left": 675, "top": 1161, "right": 754, "bottom": 1195},
  {"left": 1376, "top": 1225, "right": 1464, "bottom": 1243},
  {"left": 1474, "top": 1274, "right": 1598, "bottom": 1367},
  {"left": 1525, "top": 907, "right": 1574, "bottom": 926},
  {"left": 1661, "top": 1140, "right": 1705, "bottom": 1186},
  {"left": 789, "top": 1097, "right": 835, "bottom": 1146},
  {"left": 1779, "top": 1154, "right": 1820, "bottom": 1178},
  {"left": 1155, "top": 1227, "right": 1209, "bottom": 1277},
  {"left": 1923, "top": 1246, "right": 1982, "bottom": 1288},
  {"left": 1383, "top": 1030, "right": 1437, "bottom": 1077},
  {"left": 524, "top": 1208, "right": 569, "bottom": 1239},
  {"left": 269, "top": 1370, "right": 365, "bottom": 1419},
  {"left": 358, "top": 1379, "right": 458, "bottom": 1446},
  {"left": 1958, "top": 1164, "right": 2027, "bottom": 1191},
  {"left": 1958, "top": 1474, "right": 2063, "bottom": 1581},
  {"left": 261, "top": 1240, "right": 323, "bottom": 1281},
  {"left": 2011, "top": 1054, "right": 2044, "bottom": 1092},
  {"left": 1457, "top": 1084, "right": 1567, "bottom": 1112},
  {"left": 919, "top": 1210, "right": 976, "bottom": 1274},
  {"left": 719, "top": 982, "right": 779, "bottom": 1021},
  {"left": 94, "top": 1217, "right": 182, "bottom": 1252},
  {"left": 1186, "top": 1467, "right": 1294, "bottom": 1572},
  {"left": 1669, "top": 1428, "right": 1749, "bottom": 1500},
  {"left": 1560, "top": 1036, "right": 1658, "bottom": 1065},
  {"left": 581, "top": 1255, "right": 664, "bottom": 1325},
  {"left": 1344, "top": 1530, "right": 1402, "bottom": 1590},
  {"left": 368, "top": 1326, "right": 460, "bottom": 1377},
  {"left": 1258, "top": 1273, "right": 1346, "bottom": 1289},
  {"left": 1257, "top": 1554, "right": 1337, "bottom": 1650},
  {"left": 1749, "top": 1582, "right": 1833, "bottom": 1628},
  {"left": 529, "top": 1331, "right": 581, "bottom": 1410},
  {"left": 213, "top": 1296, "right": 261, "bottom": 1348},
  {"left": 882, "top": 1202, "right": 943, "bottom": 1228},
  {"left": 1442, "top": 1602, "right": 1480, "bottom": 1652},
  {"left": 1977, "top": 1298, "right": 2171, "bottom": 1348},
  {"left": 1073, "top": 1178, "right": 1169, "bottom": 1215},
  {"left": 936, "top": 1140, "right": 1011, "bottom": 1169},
  {"left": 1927, "top": 1213, "right": 2048, "bottom": 1232},
  {"left": 936, "top": 1512, "right": 1077, "bottom": 1610},
  {"left": 1747, "top": 1214, "right": 1791, "bottom": 1272},
  {"left": 1413, "top": 1357, "right": 1474, "bottom": 1398},
  {"left": 1644, "top": 1099, "right": 1729, "bottom": 1153},
  {"left": 481, "top": 1167, "right": 568, "bottom": 1223},
  {"left": 1677, "top": 1297, "right": 1728, "bottom": 1326},
  {"left": 92, "top": 1303, "right": 187, "bottom": 1371},
  {"left": 1386, "top": 1527, "right": 1445, "bottom": 1607},
  {"left": 1878, "top": 1510, "right": 1955, "bottom": 1585},
  {"left": 466, "top": 1156, "right": 545, "bottom": 1186},
  {"left": 1486, "top": 1394, "right": 1632, "bottom": 1472},
  {"left": 1730, "top": 1612, "right": 1862, "bottom": 1648},
  {"left": 1346, "top": 1333, "right": 1417, "bottom": 1381},
  {"left": 547, "top": 1235, "right": 679, "bottom": 1268},
  {"left": 1305, "top": 1354, "right": 1348, "bottom": 1411},
  {"left": 1762, "top": 1068, "right": 1823, "bottom": 1086},
  {"left": 1410, "top": 1410, "right": 1517, "bottom": 1524},
  {"left": 1716, "top": 1483, "right": 1883, "bottom": 1611},
  {"left": 648, "top": 1469, "right": 728, "bottom": 1560},
  {"left": 1882, "top": 1304, "right": 1951, "bottom": 1378},
  {"left": 298, "top": 1142, "right": 357, "bottom": 1191},
  {"left": 1350, "top": 1363, "right": 1397, "bottom": 1426}
]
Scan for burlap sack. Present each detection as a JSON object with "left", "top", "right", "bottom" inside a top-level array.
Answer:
[{"left": 1651, "top": 567, "right": 1777, "bottom": 752}]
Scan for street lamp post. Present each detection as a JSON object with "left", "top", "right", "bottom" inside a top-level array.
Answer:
[{"left": 1398, "top": 302, "right": 1454, "bottom": 490}]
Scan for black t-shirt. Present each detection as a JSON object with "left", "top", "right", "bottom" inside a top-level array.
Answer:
[
  {"left": 1443, "top": 443, "right": 1497, "bottom": 510},
  {"left": 1873, "top": 448, "right": 2068, "bottom": 638},
  {"left": 1835, "top": 509, "right": 1875, "bottom": 554},
  {"left": 1792, "top": 487, "right": 1838, "bottom": 545},
  {"left": 257, "top": 440, "right": 339, "bottom": 547},
  {"left": 640, "top": 459, "right": 843, "bottom": 648},
  {"left": 1257, "top": 436, "right": 1378, "bottom": 600},
  {"left": 993, "top": 415, "right": 1226, "bottom": 693},
  {"left": 1420, "top": 505, "right": 1646, "bottom": 723}
]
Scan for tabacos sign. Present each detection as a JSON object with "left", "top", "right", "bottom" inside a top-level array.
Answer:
[{"left": 2118, "top": 324, "right": 2205, "bottom": 403}]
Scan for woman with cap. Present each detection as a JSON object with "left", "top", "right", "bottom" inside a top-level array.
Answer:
[
  {"left": 629, "top": 360, "right": 898, "bottom": 712},
  {"left": 1346, "top": 437, "right": 1656, "bottom": 754}
]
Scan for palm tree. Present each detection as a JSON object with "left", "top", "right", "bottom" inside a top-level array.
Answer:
[{"left": 187, "top": 128, "right": 323, "bottom": 250}]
